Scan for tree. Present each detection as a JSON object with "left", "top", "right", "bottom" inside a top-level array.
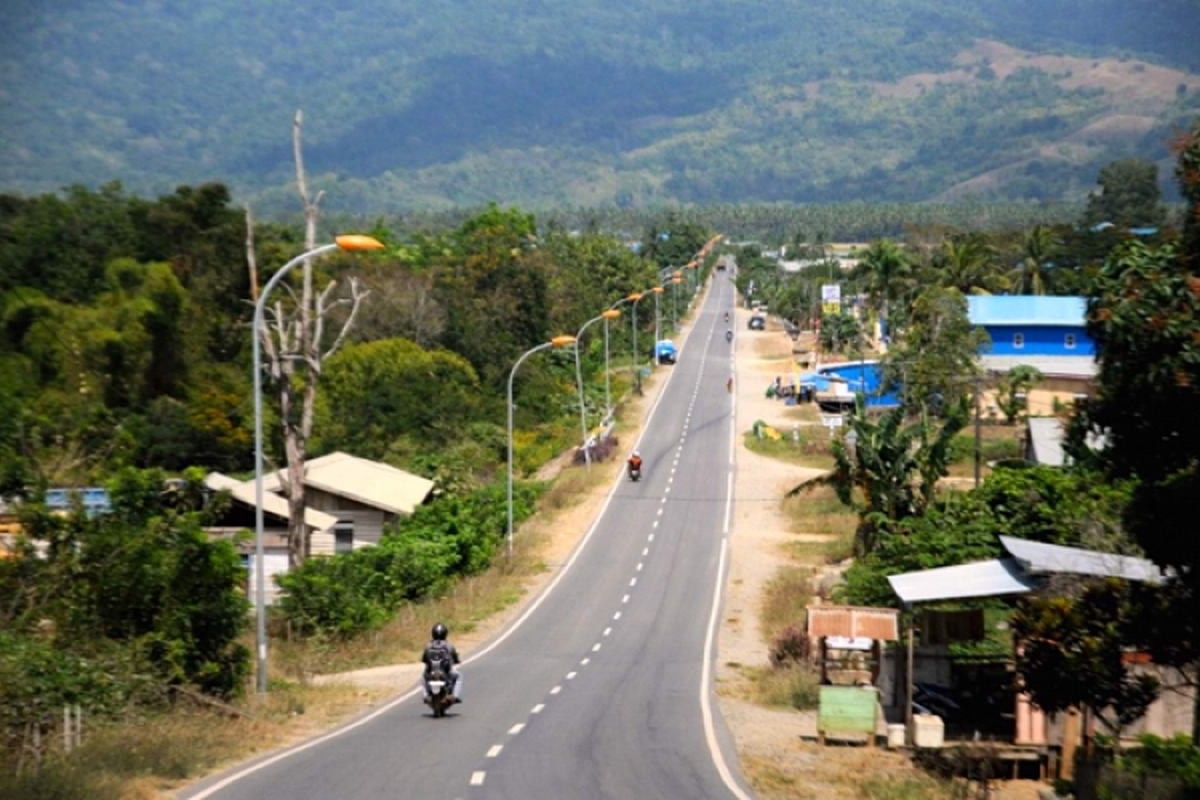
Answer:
[
  {"left": 1014, "top": 580, "right": 1161, "bottom": 740},
  {"left": 313, "top": 338, "right": 481, "bottom": 461},
  {"left": 252, "top": 111, "right": 371, "bottom": 568},
  {"left": 883, "top": 286, "right": 987, "bottom": 416},
  {"left": 789, "top": 399, "right": 966, "bottom": 556},
  {"left": 852, "top": 238, "right": 913, "bottom": 332},
  {"left": 818, "top": 312, "right": 862, "bottom": 353},
  {"left": 1083, "top": 158, "right": 1166, "bottom": 231},
  {"left": 929, "top": 233, "right": 1010, "bottom": 295},
  {"left": 993, "top": 364, "right": 1043, "bottom": 424},
  {"left": 1009, "top": 224, "right": 1060, "bottom": 295},
  {"left": 1077, "top": 116, "right": 1200, "bottom": 737}
]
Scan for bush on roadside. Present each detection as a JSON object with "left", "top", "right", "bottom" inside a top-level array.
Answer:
[
  {"left": 277, "top": 481, "right": 544, "bottom": 638},
  {"left": 769, "top": 625, "right": 811, "bottom": 666}
]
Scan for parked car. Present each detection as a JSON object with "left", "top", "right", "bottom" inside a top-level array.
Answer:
[
  {"left": 655, "top": 339, "right": 677, "bottom": 364},
  {"left": 748, "top": 315, "right": 765, "bottom": 330}
]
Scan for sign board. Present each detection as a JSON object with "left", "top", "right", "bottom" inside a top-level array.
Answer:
[
  {"left": 818, "top": 685, "right": 879, "bottom": 742},
  {"left": 821, "top": 284, "right": 841, "bottom": 316},
  {"left": 821, "top": 414, "right": 844, "bottom": 432}
]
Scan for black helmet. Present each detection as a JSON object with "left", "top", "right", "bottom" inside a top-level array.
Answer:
[{"left": 432, "top": 623, "right": 448, "bottom": 641}]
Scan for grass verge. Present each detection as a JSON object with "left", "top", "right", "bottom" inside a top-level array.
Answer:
[{"left": 743, "top": 430, "right": 835, "bottom": 470}]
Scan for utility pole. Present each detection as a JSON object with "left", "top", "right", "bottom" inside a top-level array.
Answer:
[{"left": 974, "top": 374, "right": 982, "bottom": 488}]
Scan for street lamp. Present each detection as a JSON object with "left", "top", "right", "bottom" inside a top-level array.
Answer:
[
  {"left": 252, "top": 234, "right": 383, "bottom": 693},
  {"left": 627, "top": 292, "right": 644, "bottom": 392},
  {"left": 507, "top": 335, "right": 577, "bottom": 557},
  {"left": 650, "top": 286, "right": 665, "bottom": 363},
  {"left": 672, "top": 271, "right": 682, "bottom": 331},
  {"left": 573, "top": 313, "right": 612, "bottom": 467},
  {"left": 601, "top": 308, "right": 621, "bottom": 420}
]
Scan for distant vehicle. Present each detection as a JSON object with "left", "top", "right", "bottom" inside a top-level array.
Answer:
[
  {"left": 655, "top": 339, "right": 677, "bottom": 364},
  {"left": 748, "top": 315, "right": 765, "bottom": 330}
]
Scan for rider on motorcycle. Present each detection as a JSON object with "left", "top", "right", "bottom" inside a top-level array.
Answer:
[
  {"left": 724, "top": 311, "right": 730, "bottom": 322},
  {"left": 422, "top": 623, "right": 462, "bottom": 704},
  {"left": 725, "top": 329, "right": 733, "bottom": 343},
  {"left": 628, "top": 450, "right": 643, "bottom": 476}
]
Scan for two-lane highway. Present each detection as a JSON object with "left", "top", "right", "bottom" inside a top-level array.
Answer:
[{"left": 186, "top": 274, "right": 751, "bottom": 800}]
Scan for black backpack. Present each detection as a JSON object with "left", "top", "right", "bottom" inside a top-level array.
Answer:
[{"left": 427, "top": 641, "right": 453, "bottom": 676}]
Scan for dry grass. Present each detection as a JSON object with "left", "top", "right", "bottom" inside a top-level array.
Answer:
[
  {"left": 783, "top": 485, "right": 857, "bottom": 542},
  {"left": 743, "top": 743, "right": 956, "bottom": 800},
  {"left": 744, "top": 430, "right": 836, "bottom": 470},
  {"left": 760, "top": 565, "right": 814, "bottom": 644}
]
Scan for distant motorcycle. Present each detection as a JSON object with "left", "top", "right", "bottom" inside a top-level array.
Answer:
[
  {"left": 725, "top": 330, "right": 733, "bottom": 343},
  {"left": 628, "top": 463, "right": 642, "bottom": 482},
  {"left": 426, "top": 669, "right": 455, "bottom": 718}
]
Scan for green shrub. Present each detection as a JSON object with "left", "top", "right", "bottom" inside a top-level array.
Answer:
[
  {"left": 277, "top": 481, "right": 544, "bottom": 638},
  {"left": 1115, "top": 734, "right": 1200, "bottom": 788}
]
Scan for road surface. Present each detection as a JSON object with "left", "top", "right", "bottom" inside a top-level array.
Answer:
[{"left": 185, "top": 275, "right": 751, "bottom": 800}]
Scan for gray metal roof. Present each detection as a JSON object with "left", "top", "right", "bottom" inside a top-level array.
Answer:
[
  {"left": 979, "top": 354, "right": 1098, "bottom": 378},
  {"left": 888, "top": 558, "right": 1038, "bottom": 604},
  {"left": 999, "top": 535, "right": 1167, "bottom": 584},
  {"left": 1027, "top": 416, "right": 1068, "bottom": 466}
]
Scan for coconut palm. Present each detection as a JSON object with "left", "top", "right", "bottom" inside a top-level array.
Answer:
[
  {"left": 1009, "top": 225, "right": 1060, "bottom": 295},
  {"left": 852, "top": 238, "right": 914, "bottom": 334},
  {"left": 933, "top": 233, "right": 1010, "bottom": 294}
]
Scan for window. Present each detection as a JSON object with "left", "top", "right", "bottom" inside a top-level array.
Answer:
[
  {"left": 335, "top": 521, "right": 354, "bottom": 554},
  {"left": 1064, "top": 333, "right": 1076, "bottom": 349},
  {"left": 1012, "top": 333, "right": 1025, "bottom": 349}
]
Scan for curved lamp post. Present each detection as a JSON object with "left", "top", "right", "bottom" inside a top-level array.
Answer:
[
  {"left": 252, "top": 234, "right": 383, "bottom": 693},
  {"left": 507, "top": 335, "right": 576, "bottom": 556},
  {"left": 627, "top": 292, "right": 644, "bottom": 392},
  {"left": 573, "top": 311, "right": 621, "bottom": 467},
  {"left": 671, "top": 271, "right": 682, "bottom": 330},
  {"left": 600, "top": 309, "right": 621, "bottom": 421},
  {"left": 650, "top": 286, "right": 665, "bottom": 361}
]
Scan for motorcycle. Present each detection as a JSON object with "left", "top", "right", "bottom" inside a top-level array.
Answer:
[
  {"left": 725, "top": 330, "right": 733, "bottom": 343},
  {"left": 628, "top": 463, "right": 642, "bottom": 482},
  {"left": 426, "top": 669, "right": 455, "bottom": 718}
]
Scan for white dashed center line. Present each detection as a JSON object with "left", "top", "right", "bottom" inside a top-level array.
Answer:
[
  {"left": 487, "top": 745, "right": 503, "bottom": 758},
  {"left": 567, "top": 671, "right": 577, "bottom": 680},
  {"left": 581, "top": 657, "right": 590, "bottom": 666},
  {"left": 603, "top": 626, "right": 612, "bottom": 636},
  {"left": 471, "top": 771, "right": 486, "bottom": 786},
  {"left": 532, "top": 704, "right": 545, "bottom": 714},
  {"left": 622, "top": 594, "right": 630, "bottom": 603},
  {"left": 613, "top": 611, "right": 622, "bottom": 620},
  {"left": 550, "top": 685, "right": 562, "bottom": 695},
  {"left": 592, "top": 642, "right": 602, "bottom": 652},
  {"left": 508, "top": 723, "right": 525, "bottom": 735}
]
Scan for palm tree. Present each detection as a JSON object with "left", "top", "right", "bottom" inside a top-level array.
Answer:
[
  {"left": 853, "top": 239, "right": 913, "bottom": 336},
  {"left": 1008, "top": 225, "right": 1060, "bottom": 295},
  {"left": 934, "top": 233, "right": 1010, "bottom": 294}
]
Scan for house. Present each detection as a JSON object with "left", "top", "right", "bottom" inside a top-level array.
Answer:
[
  {"left": 885, "top": 537, "right": 1194, "bottom": 776},
  {"left": 260, "top": 451, "right": 434, "bottom": 553},
  {"left": 204, "top": 472, "right": 338, "bottom": 604},
  {"left": 967, "top": 295, "right": 1097, "bottom": 415}
]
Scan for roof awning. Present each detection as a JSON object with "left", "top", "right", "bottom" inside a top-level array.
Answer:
[
  {"left": 888, "top": 557, "right": 1038, "bottom": 604},
  {"left": 1000, "top": 535, "right": 1167, "bottom": 584}
]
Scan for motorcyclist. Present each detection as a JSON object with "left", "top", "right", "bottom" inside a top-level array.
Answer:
[
  {"left": 628, "top": 450, "right": 643, "bottom": 477},
  {"left": 725, "top": 329, "right": 733, "bottom": 343},
  {"left": 724, "top": 311, "right": 730, "bottom": 323},
  {"left": 422, "top": 623, "right": 462, "bottom": 704}
]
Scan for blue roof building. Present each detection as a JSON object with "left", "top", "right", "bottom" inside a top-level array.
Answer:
[{"left": 967, "top": 295, "right": 1096, "bottom": 379}]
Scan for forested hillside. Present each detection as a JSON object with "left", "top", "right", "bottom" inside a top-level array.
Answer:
[{"left": 3, "top": 0, "right": 1200, "bottom": 208}]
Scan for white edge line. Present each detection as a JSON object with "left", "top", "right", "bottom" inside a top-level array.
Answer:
[{"left": 186, "top": 307, "right": 694, "bottom": 799}]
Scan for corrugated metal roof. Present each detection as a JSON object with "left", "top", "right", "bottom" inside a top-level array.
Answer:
[
  {"left": 205, "top": 472, "right": 338, "bottom": 533},
  {"left": 967, "top": 295, "right": 1086, "bottom": 327},
  {"left": 261, "top": 452, "right": 434, "bottom": 516},
  {"left": 807, "top": 605, "right": 899, "bottom": 641},
  {"left": 999, "top": 536, "right": 1167, "bottom": 584},
  {"left": 888, "top": 558, "right": 1038, "bottom": 604},
  {"left": 979, "top": 354, "right": 1098, "bottom": 378},
  {"left": 1027, "top": 417, "right": 1067, "bottom": 466}
]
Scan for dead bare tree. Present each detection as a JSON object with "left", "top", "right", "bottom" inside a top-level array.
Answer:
[{"left": 248, "top": 109, "right": 370, "bottom": 568}]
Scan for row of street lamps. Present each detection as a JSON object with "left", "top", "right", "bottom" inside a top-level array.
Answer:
[{"left": 251, "top": 238, "right": 705, "bottom": 693}]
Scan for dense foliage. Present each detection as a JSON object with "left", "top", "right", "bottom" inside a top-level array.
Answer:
[
  {"left": 0, "top": 469, "right": 249, "bottom": 758},
  {"left": 277, "top": 482, "right": 542, "bottom": 637},
  {"left": 4, "top": 2, "right": 1199, "bottom": 206}
]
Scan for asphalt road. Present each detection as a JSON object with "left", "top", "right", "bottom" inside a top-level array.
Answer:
[{"left": 185, "top": 276, "right": 751, "bottom": 800}]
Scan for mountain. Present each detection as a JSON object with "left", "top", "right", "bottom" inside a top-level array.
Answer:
[{"left": 2, "top": 0, "right": 1199, "bottom": 211}]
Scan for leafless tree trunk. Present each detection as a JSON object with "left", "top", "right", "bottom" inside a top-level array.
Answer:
[{"left": 253, "top": 109, "right": 369, "bottom": 569}]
